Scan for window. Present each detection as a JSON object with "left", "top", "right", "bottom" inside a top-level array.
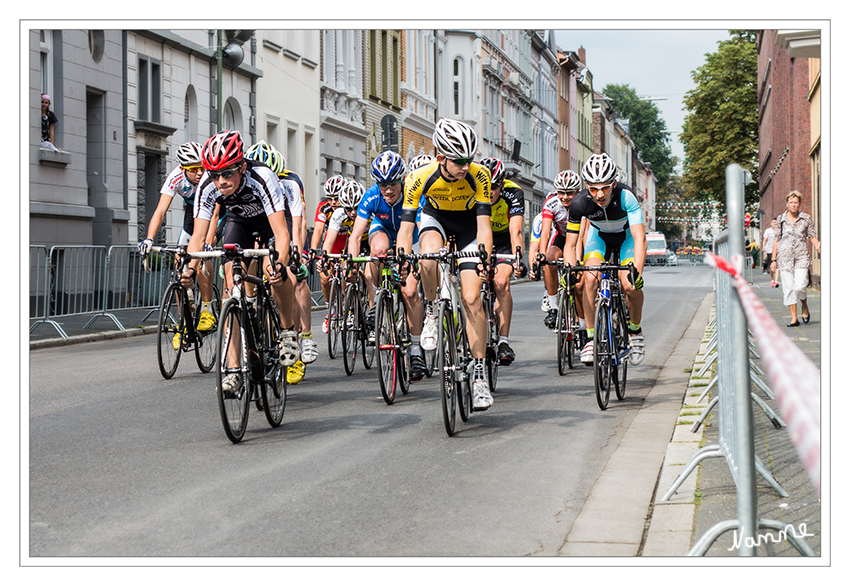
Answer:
[
  {"left": 138, "top": 55, "right": 161, "bottom": 123},
  {"left": 368, "top": 30, "right": 400, "bottom": 108},
  {"left": 88, "top": 30, "right": 104, "bottom": 63},
  {"left": 453, "top": 57, "right": 462, "bottom": 116},
  {"left": 39, "top": 30, "right": 54, "bottom": 99}
]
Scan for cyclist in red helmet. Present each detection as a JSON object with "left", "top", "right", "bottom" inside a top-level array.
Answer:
[{"left": 181, "top": 130, "right": 301, "bottom": 382}]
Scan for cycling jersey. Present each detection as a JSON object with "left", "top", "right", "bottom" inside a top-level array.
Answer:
[
  {"left": 278, "top": 170, "right": 304, "bottom": 220},
  {"left": 490, "top": 179, "right": 524, "bottom": 246},
  {"left": 161, "top": 166, "right": 199, "bottom": 236},
  {"left": 566, "top": 184, "right": 643, "bottom": 264},
  {"left": 542, "top": 194, "right": 571, "bottom": 235},
  {"left": 401, "top": 159, "right": 491, "bottom": 221},
  {"left": 530, "top": 212, "right": 543, "bottom": 244},
  {"left": 358, "top": 183, "right": 423, "bottom": 243},
  {"left": 194, "top": 159, "right": 289, "bottom": 224},
  {"left": 326, "top": 206, "right": 368, "bottom": 254}
]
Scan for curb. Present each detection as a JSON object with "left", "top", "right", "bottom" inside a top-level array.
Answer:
[{"left": 29, "top": 325, "right": 160, "bottom": 350}]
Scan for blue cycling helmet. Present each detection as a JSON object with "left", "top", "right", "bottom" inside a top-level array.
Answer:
[{"left": 371, "top": 151, "right": 407, "bottom": 183}]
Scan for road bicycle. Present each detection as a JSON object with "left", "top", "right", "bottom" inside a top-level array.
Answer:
[
  {"left": 144, "top": 245, "right": 222, "bottom": 380},
  {"left": 413, "top": 243, "right": 488, "bottom": 436},
  {"left": 534, "top": 255, "right": 584, "bottom": 375},
  {"left": 479, "top": 246, "right": 522, "bottom": 391},
  {"left": 571, "top": 259, "right": 634, "bottom": 410},
  {"left": 200, "top": 242, "right": 292, "bottom": 443},
  {"left": 340, "top": 255, "right": 376, "bottom": 375},
  {"left": 358, "top": 251, "right": 412, "bottom": 404}
]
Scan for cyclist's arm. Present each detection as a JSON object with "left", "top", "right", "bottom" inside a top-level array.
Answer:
[
  {"left": 322, "top": 226, "right": 340, "bottom": 257},
  {"left": 267, "top": 210, "right": 291, "bottom": 267},
  {"left": 204, "top": 204, "right": 221, "bottom": 247},
  {"left": 509, "top": 214, "right": 523, "bottom": 257},
  {"left": 539, "top": 216, "right": 553, "bottom": 253},
  {"left": 577, "top": 218, "right": 588, "bottom": 264},
  {"left": 310, "top": 219, "right": 327, "bottom": 252},
  {"left": 180, "top": 218, "right": 210, "bottom": 288},
  {"left": 476, "top": 214, "right": 493, "bottom": 261},
  {"left": 144, "top": 193, "right": 174, "bottom": 241},
  {"left": 630, "top": 221, "right": 647, "bottom": 274},
  {"left": 563, "top": 231, "right": 580, "bottom": 267}
]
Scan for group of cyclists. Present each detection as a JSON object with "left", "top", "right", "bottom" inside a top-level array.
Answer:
[{"left": 139, "top": 116, "right": 648, "bottom": 417}]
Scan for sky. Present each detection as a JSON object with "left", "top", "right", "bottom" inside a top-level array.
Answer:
[{"left": 554, "top": 29, "right": 731, "bottom": 173}]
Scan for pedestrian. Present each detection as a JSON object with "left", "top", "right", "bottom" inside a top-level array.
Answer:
[
  {"left": 40, "top": 94, "right": 61, "bottom": 151},
  {"left": 761, "top": 218, "right": 778, "bottom": 286},
  {"left": 770, "top": 191, "right": 820, "bottom": 327}
]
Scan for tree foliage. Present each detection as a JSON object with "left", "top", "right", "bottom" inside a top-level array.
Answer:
[
  {"left": 680, "top": 30, "right": 759, "bottom": 208},
  {"left": 601, "top": 83, "right": 674, "bottom": 189}
]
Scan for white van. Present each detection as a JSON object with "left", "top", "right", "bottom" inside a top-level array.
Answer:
[{"left": 645, "top": 232, "right": 668, "bottom": 266}]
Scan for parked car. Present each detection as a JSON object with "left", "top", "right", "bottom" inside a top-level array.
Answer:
[{"left": 664, "top": 249, "right": 678, "bottom": 266}]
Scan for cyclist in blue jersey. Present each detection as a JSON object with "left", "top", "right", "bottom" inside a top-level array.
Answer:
[
  {"left": 563, "top": 152, "right": 646, "bottom": 366},
  {"left": 348, "top": 150, "right": 427, "bottom": 380}
]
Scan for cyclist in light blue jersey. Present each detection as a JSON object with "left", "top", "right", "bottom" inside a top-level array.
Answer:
[{"left": 348, "top": 150, "right": 427, "bottom": 380}]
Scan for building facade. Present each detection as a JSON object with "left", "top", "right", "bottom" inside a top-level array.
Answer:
[{"left": 399, "top": 30, "right": 439, "bottom": 163}]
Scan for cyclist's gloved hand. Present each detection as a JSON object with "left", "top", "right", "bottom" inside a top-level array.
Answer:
[
  {"left": 203, "top": 242, "right": 214, "bottom": 252},
  {"left": 569, "top": 272, "right": 580, "bottom": 287},
  {"left": 302, "top": 249, "right": 311, "bottom": 265},
  {"left": 138, "top": 238, "right": 153, "bottom": 256},
  {"left": 516, "top": 262, "right": 528, "bottom": 278},
  {"left": 478, "top": 261, "right": 494, "bottom": 281},
  {"left": 294, "top": 263, "right": 309, "bottom": 282},
  {"left": 628, "top": 269, "right": 644, "bottom": 290}
]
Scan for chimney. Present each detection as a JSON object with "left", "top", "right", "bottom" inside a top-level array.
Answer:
[{"left": 578, "top": 46, "right": 586, "bottom": 65}]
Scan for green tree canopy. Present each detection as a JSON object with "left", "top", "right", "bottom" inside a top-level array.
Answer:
[
  {"left": 600, "top": 83, "right": 674, "bottom": 189},
  {"left": 680, "top": 30, "right": 759, "bottom": 208}
]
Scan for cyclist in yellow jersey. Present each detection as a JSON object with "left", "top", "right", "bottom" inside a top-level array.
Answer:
[
  {"left": 397, "top": 118, "right": 495, "bottom": 410},
  {"left": 479, "top": 157, "right": 526, "bottom": 366}
]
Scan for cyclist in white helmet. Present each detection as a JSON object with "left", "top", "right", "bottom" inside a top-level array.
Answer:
[
  {"left": 138, "top": 141, "right": 218, "bottom": 332},
  {"left": 313, "top": 174, "right": 348, "bottom": 333},
  {"left": 397, "top": 118, "right": 496, "bottom": 411},
  {"left": 563, "top": 152, "right": 647, "bottom": 366}
]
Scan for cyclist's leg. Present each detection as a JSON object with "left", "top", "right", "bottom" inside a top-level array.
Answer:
[
  {"left": 582, "top": 226, "right": 607, "bottom": 331},
  {"left": 493, "top": 260, "right": 513, "bottom": 337},
  {"left": 457, "top": 246, "right": 487, "bottom": 361},
  {"left": 617, "top": 231, "right": 644, "bottom": 327},
  {"left": 367, "top": 224, "right": 392, "bottom": 311}
]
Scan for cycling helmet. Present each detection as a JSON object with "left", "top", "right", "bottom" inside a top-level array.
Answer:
[
  {"left": 478, "top": 157, "right": 506, "bottom": 184},
  {"left": 323, "top": 175, "right": 347, "bottom": 198},
  {"left": 245, "top": 140, "right": 283, "bottom": 175},
  {"left": 202, "top": 130, "right": 244, "bottom": 171},
  {"left": 581, "top": 152, "right": 618, "bottom": 184},
  {"left": 554, "top": 170, "right": 582, "bottom": 191},
  {"left": 432, "top": 118, "right": 478, "bottom": 159},
  {"left": 176, "top": 141, "right": 203, "bottom": 167},
  {"left": 407, "top": 154, "right": 435, "bottom": 171},
  {"left": 339, "top": 180, "right": 365, "bottom": 210},
  {"left": 371, "top": 151, "right": 407, "bottom": 183}
]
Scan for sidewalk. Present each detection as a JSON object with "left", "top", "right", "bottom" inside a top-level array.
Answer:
[{"left": 642, "top": 268, "right": 821, "bottom": 557}]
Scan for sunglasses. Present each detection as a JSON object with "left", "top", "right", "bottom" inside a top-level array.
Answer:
[
  {"left": 587, "top": 183, "right": 613, "bottom": 195},
  {"left": 183, "top": 165, "right": 204, "bottom": 173},
  {"left": 377, "top": 181, "right": 401, "bottom": 190},
  {"left": 209, "top": 167, "right": 240, "bottom": 180},
  {"left": 451, "top": 158, "right": 473, "bottom": 166},
  {"left": 491, "top": 182, "right": 504, "bottom": 190}
]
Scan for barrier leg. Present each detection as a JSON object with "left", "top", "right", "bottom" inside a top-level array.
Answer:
[{"left": 660, "top": 444, "right": 724, "bottom": 502}]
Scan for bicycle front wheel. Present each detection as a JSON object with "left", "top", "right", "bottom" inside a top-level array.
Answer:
[
  {"left": 327, "top": 278, "right": 341, "bottom": 359},
  {"left": 375, "top": 290, "right": 397, "bottom": 405},
  {"left": 216, "top": 298, "right": 251, "bottom": 443},
  {"left": 483, "top": 292, "right": 499, "bottom": 392},
  {"left": 157, "top": 282, "right": 184, "bottom": 379},
  {"left": 396, "top": 293, "right": 411, "bottom": 395},
  {"left": 556, "top": 290, "right": 569, "bottom": 375},
  {"left": 261, "top": 300, "right": 286, "bottom": 427},
  {"left": 342, "top": 283, "right": 359, "bottom": 375},
  {"left": 437, "top": 301, "right": 458, "bottom": 436},
  {"left": 360, "top": 282, "right": 375, "bottom": 370},
  {"left": 613, "top": 297, "right": 629, "bottom": 401},
  {"left": 195, "top": 283, "right": 222, "bottom": 373},
  {"left": 593, "top": 297, "right": 612, "bottom": 410}
]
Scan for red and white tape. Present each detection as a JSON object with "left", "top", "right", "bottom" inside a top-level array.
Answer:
[{"left": 706, "top": 253, "right": 820, "bottom": 495}]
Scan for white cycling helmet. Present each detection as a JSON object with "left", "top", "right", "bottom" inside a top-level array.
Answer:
[
  {"left": 176, "top": 141, "right": 203, "bottom": 167},
  {"left": 323, "top": 175, "right": 348, "bottom": 198},
  {"left": 339, "top": 180, "right": 365, "bottom": 209},
  {"left": 432, "top": 118, "right": 478, "bottom": 160},
  {"left": 554, "top": 170, "right": 582, "bottom": 191},
  {"left": 407, "top": 154, "right": 436, "bottom": 171},
  {"left": 581, "top": 153, "right": 618, "bottom": 184}
]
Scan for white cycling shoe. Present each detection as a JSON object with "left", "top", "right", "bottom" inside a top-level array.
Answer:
[
  {"left": 279, "top": 330, "right": 301, "bottom": 367},
  {"left": 300, "top": 336, "right": 319, "bottom": 364},
  {"left": 472, "top": 379, "right": 493, "bottom": 411},
  {"left": 421, "top": 313, "right": 438, "bottom": 351}
]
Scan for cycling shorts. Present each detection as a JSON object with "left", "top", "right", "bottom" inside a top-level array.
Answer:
[
  {"left": 583, "top": 224, "right": 635, "bottom": 265},
  {"left": 221, "top": 217, "right": 275, "bottom": 263},
  {"left": 368, "top": 220, "right": 419, "bottom": 249},
  {"left": 419, "top": 210, "right": 480, "bottom": 272}
]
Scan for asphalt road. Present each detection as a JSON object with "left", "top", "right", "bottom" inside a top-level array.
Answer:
[{"left": 28, "top": 262, "right": 714, "bottom": 558}]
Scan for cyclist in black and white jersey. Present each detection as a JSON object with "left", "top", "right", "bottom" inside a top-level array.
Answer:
[
  {"left": 138, "top": 141, "right": 218, "bottom": 333},
  {"left": 180, "top": 130, "right": 300, "bottom": 392},
  {"left": 563, "top": 152, "right": 647, "bottom": 366}
]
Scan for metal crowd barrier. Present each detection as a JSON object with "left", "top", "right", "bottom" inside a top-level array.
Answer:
[
  {"left": 30, "top": 244, "right": 324, "bottom": 339},
  {"left": 659, "top": 165, "right": 814, "bottom": 557}
]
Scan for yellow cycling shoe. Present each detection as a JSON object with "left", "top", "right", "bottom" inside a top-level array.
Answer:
[
  {"left": 197, "top": 310, "right": 217, "bottom": 332},
  {"left": 172, "top": 331, "right": 182, "bottom": 350},
  {"left": 286, "top": 360, "right": 305, "bottom": 385}
]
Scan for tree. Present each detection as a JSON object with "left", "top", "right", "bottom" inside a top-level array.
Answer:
[
  {"left": 680, "top": 30, "right": 759, "bottom": 209},
  {"left": 601, "top": 83, "right": 675, "bottom": 189}
]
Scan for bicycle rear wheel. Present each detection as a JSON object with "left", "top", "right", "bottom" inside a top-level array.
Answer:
[
  {"left": 593, "top": 297, "right": 612, "bottom": 410},
  {"left": 327, "top": 279, "right": 341, "bottom": 359},
  {"left": 374, "top": 290, "right": 397, "bottom": 405},
  {"left": 216, "top": 298, "right": 251, "bottom": 443},
  {"left": 483, "top": 290, "right": 499, "bottom": 392},
  {"left": 613, "top": 296, "right": 629, "bottom": 401},
  {"left": 342, "top": 284, "right": 359, "bottom": 375},
  {"left": 261, "top": 299, "right": 286, "bottom": 427},
  {"left": 395, "top": 293, "right": 411, "bottom": 395},
  {"left": 195, "top": 283, "right": 222, "bottom": 373},
  {"left": 360, "top": 282, "right": 375, "bottom": 370},
  {"left": 157, "top": 282, "right": 184, "bottom": 379},
  {"left": 457, "top": 314, "right": 471, "bottom": 423},
  {"left": 437, "top": 301, "right": 458, "bottom": 436}
]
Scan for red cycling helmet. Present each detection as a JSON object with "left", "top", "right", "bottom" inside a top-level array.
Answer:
[{"left": 202, "top": 130, "right": 244, "bottom": 171}]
